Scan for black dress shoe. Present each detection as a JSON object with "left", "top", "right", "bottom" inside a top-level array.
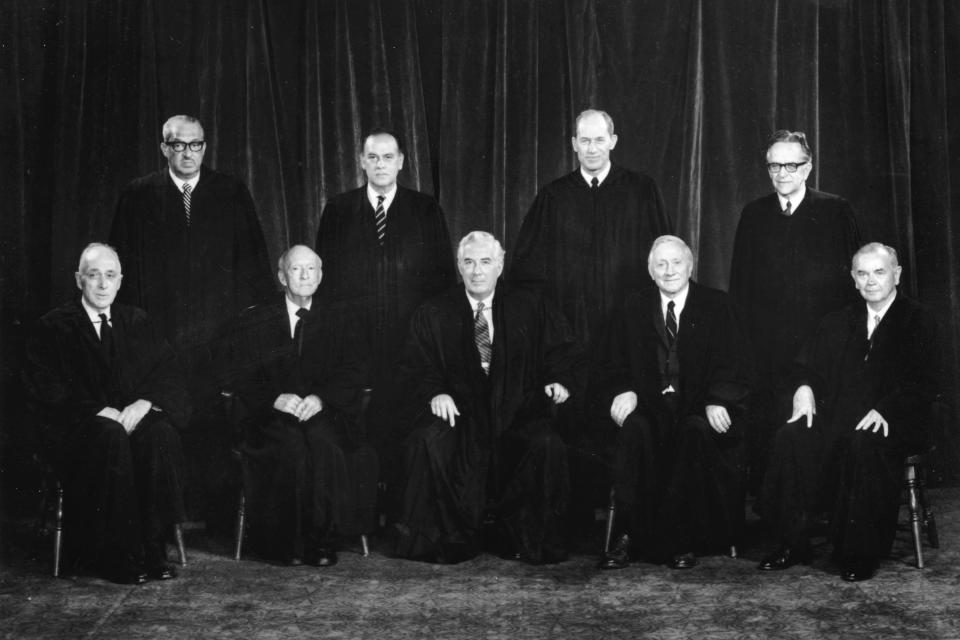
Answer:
[
  {"left": 758, "top": 545, "right": 811, "bottom": 571},
  {"left": 104, "top": 565, "right": 148, "bottom": 585},
  {"left": 840, "top": 557, "right": 876, "bottom": 582},
  {"left": 145, "top": 563, "right": 178, "bottom": 580},
  {"left": 668, "top": 552, "right": 698, "bottom": 569},
  {"left": 309, "top": 548, "right": 338, "bottom": 567},
  {"left": 599, "top": 534, "right": 632, "bottom": 570}
]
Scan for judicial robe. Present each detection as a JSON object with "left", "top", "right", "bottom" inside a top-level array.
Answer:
[
  {"left": 316, "top": 185, "right": 456, "bottom": 377},
  {"left": 394, "top": 285, "right": 585, "bottom": 563},
  {"left": 109, "top": 167, "right": 275, "bottom": 392},
  {"left": 598, "top": 282, "right": 750, "bottom": 558},
  {"left": 24, "top": 300, "right": 189, "bottom": 572},
  {"left": 760, "top": 294, "right": 939, "bottom": 559},
  {"left": 232, "top": 298, "right": 373, "bottom": 559},
  {"left": 510, "top": 164, "right": 669, "bottom": 352}
]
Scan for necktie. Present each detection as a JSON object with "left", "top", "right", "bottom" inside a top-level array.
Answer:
[
  {"left": 98, "top": 312, "right": 113, "bottom": 357},
  {"left": 665, "top": 301, "right": 678, "bottom": 346},
  {"left": 375, "top": 195, "right": 386, "bottom": 245},
  {"left": 293, "top": 307, "right": 308, "bottom": 356},
  {"left": 474, "top": 302, "right": 492, "bottom": 374},
  {"left": 590, "top": 177, "right": 599, "bottom": 189},
  {"left": 865, "top": 314, "right": 881, "bottom": 362},
  {"left": 783, "top": 199, "right": 792, "bottom": 216},
  {"left": 182, "top": 183, "right": 192, "bottom": 225}
]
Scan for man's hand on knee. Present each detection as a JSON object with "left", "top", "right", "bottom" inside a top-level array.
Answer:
[
  {"left": 610, "top": 391, "right": 637, "bottom": 428},
  {"left": 430, "top": 394, "right": 460, "bottom": 428}
]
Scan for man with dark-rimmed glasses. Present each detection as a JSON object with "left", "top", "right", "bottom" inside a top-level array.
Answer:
[
  {"left": 109, "top": 115, "right": 274, "bottom": 522},
  {"left": 729, "top": 130, "right": 862, "bottom": 496}
]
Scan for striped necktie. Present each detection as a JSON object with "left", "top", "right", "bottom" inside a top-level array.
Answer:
[
  {"left": 182, "top": 183, "right": 192, "bottom": 225},
  {"left": 474, "top": 302, "right": 492, "bottom": 374},
  {"left": 665, "top": 301, "right": 678, "bottom": 345},
  {"left": 375, "top": 195, "right": 386, "bottom": 245}
]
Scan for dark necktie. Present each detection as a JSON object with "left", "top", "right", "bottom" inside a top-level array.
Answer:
[
  {"left": 375, "top": 195, "right": 386, "bottom": 245},
  {"left": 782, "top": 199, "right": 792, "bottom": 216},
  {"left": 293, "top": 307, "right": 308, "bottom": 356},
  {"left": 182, "top": 183, "right": 192, "bottom": 225},
  {"left": 591, "top": 176, "right": 599, "bottom": 190},
  {"left": 665, "top": 301, "right": 678, "bottom": 346},
  {"left": 98, "top": 312, "right": 113, "bottom": 356},
  {"left": 474, "top": 302, "right": 492, "bottom": 374}
]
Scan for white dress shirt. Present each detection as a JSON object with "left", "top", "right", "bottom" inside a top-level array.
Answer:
[
  {"left": 285, "top": 296, "right": 312, "bottom": 338},
  {"left": 169, "top": 168, "right": 200, "bottom": 194},
  {"left": 581, "top": 163, "right": 612, "bottom": 187},
  {"left": 867, "top": 291, "right": 896, "bottom": 339},
  {"left": 777, "top": 183, "right": 806, "bottom": 213},
  {"left": 81, "top": 298, "right": 110, "bottom": 338},
  {"left": 367, "top": 183, "right": 398, "bottom": 212}
]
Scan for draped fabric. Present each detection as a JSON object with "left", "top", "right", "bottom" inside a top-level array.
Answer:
[{"left": 3, "top": 0, "right": 959, "bottom": 480}]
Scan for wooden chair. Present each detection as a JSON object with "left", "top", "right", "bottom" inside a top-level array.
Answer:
[
  {"left": 903, "top": 453, "right": 939, "bottom": 568},
  {"left": 36, "top": 455, "right": 186, "bottom": 577}
]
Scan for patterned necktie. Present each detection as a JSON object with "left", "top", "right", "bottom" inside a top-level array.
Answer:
[
  {"left": 474, "top": 301, "right": 492, "bottom": 374},
  {"left": 293, "top": 307, "right": 308, "bottom": 356},
  {"left": 182, "top": 183, "right": 192, "bottom": 225},
  {"left": 375, "top": 195, "right": 386, "bottom": 245},
  {"left": 665, "top": 300, "right": 678, "bottom": 346},
  {"left": 783, "top": 199, "right": 792, "bottom": 216}
]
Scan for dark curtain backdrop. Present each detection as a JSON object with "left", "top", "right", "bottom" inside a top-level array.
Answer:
[{"left": 3, "top": 0, "right": 959, "bottom": 485}]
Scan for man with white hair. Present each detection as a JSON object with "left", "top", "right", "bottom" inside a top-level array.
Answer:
[
  {"left": 25, "top": 243, "right": 189, "bottom": 584},
  {"left": 232, "top": 245, "right": 371, "bottom": 567},
  {"left": 597, "top": 235, "right": 750, "bottom": 570},
  {"left": 393, "top": 231, "right": 585, "bottom": 564},
  {"left": 758, "top": 243, "right": 939, "bottom": 581}
]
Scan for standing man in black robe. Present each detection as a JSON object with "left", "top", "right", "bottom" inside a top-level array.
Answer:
[
  {"left": 233, "top": 245, "right": 371, "bottom": 567},
  {"left": 394, "top": 232, "right": 585, "bottom": 565},
  {"left": 24, "top": 243, "right": 190, "bottom": 584},
  {"left": 510, "top": 109, "right": 670, "bottom": 537},
  {"left": 729, "top": 130, "right": 861, "bottom": 492},
  {"left": 757, "top": 243, "right": 938, "bottom": 581},
  {"left": 316, "top": 128, "right": 455, "bottom": 482},
  {"left": 598, "top": 236, "right": 750, "bottom": 570},
  {"left": 110, "top": 114, "right": 275, "bottom": 526}
]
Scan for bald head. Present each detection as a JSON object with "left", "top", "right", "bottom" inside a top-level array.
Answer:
[
  {"left": 278, "top": 245, "right": 322, "bottom": 305},
  {"left": 75, "top": 243, "right": 123, "bottom": 313}
]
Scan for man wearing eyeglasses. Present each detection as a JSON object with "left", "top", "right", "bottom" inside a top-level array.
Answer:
[
  {"left": 729, "top": 130, "right": 862, "bottom": 495},
  {"left": 109, "top": 115, "right": 274, "bottom": 522}
]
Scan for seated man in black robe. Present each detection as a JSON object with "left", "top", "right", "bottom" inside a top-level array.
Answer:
[
  {"left": 25, "top": 243, "right": 190, "bottom": 584},
  {"left": 394, "top": 231, "right": 585, "bottom": 564},
  {"left": 233, "top": 245, "right": 370, "bottom": 567},
  {"left": 597, "top": 235, "right": 750, "bottom": 570},
  {"left": 758, "top": 243, "right": 939, "bottom": 581}
]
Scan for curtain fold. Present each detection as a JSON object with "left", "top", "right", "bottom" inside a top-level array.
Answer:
[{"left": 4, "top": 0, "right": 959, "bottom": 475}]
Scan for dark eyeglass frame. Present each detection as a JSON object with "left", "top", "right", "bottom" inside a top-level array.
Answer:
[
  {"left": 164, "top": 140, "right": 206, "bottom": 153},
  {"left": 766, "top": 161, "right": 808, "bottom": 174}
]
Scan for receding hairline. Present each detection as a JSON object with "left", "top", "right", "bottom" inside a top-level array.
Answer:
[
  {"left": 647, "top": 235, "right": 694, "bottom": 267},
  {"left": 574, "top": 109, "right": 615, "bottom": 137},
  {"left": 278, "top": 244, "right": 322, "bottom": 272},
  {"left": 852, "top": 242, "right": 900, "bottom": 269},
  {"left": 457, "top": 231, "right": 505, "bottom": 261},
  {"left": 162, "top": 115, "right": 204, "bottom": 142},
  {"left": 361, "top": 131, "right": 403, "bottom": 156},
  {"left": 77, "top": 242, "right": 121, "bottom": 273}
]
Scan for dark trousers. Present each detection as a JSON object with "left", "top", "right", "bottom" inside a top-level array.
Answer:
[
  {"left": 395, "top": 416, "right": 569, "bottom": 564},
  {"left": 60, "top": 414, "right": 186, "bottom": 572},
  {"left": 760, "top": 420, "right": 908, "bottom": 559},
  {"left": 614, "top": 411, "right": 744, "bottom": 559}
]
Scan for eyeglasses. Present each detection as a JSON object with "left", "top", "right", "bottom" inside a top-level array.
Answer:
[
  {"left": 766, "top": 161, "right": 808, "bottom": 174},
  {"left": 164, "top": 140, "right": 206, "bottom": 153}
]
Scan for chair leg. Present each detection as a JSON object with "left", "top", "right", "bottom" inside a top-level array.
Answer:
[
  {"left": 603, "top": 487, "right": 616, "bottom": 555},
  {"left": 234, "top": 490, "right": 246, "bottom": 561},
  {"left": 916, "top": 472, "right": 940, "bottom": 549},
  {"left": 361, "top": 534, "right": 369, "bottom": 557},
  {"left": 53, "top": 483, "right": 64, "bottom": 578},
  {"left": 174, "top": 524, "right": 187, "bottom": 567},
  {"left": 905, "top": 463, "right": 924, "bottom": 569},
  {"left": 729, "top": 545, "right": 738, "bottom": 559}
]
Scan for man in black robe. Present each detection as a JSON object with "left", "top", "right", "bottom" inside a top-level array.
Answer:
[
  {"left": 109, "top": 114, "right": 275, "bottom": 397},
  {"left": 598, "top": 236, "right": 750, "bottom": 570},
  {"left": 24, "top": 243, "right": 189, "bottom": 584},
  {"left": 109, "top": 114, "right": 275, "bottom": 527},
  {"left": 729, "top": 130, "right": 861, "bottom": 491},
  {"left": 509, "top": 109, "right": 670, "bottom": 534},
  {"left": 232, "top": 245, "right": 371, "bottom": 567},
  {"left": 757, "top": 243, "right": 938, "bottom": 581},
  {"left": 316, "top": 128, "right": 455, "bottom": 482},
  {"left": 394, "top": 231, "right": 585, "bottom": 564}
]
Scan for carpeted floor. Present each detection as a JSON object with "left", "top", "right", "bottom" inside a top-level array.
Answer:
[{"left": 2, "top": 490, "right": 959, "bottom": 639}]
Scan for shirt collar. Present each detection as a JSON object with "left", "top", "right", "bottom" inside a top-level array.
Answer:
[
  {"left": 867, "top": 290, "right": 897, "bottom": 322},
  {"left": 80, "top": 297, "right": 110, "bottom": 324},
  {"left": 367, "top": 183, "right": 398, "bottom": 210},
  {"left": 580, "top": 163, "right": 612, "bottom": 187},
  {"left": 169, "top": 169, "right": 200, "bottom": 192},
  {"left": 659, "top": 283, "right": 690, "bottom": 318},
  {"left": 777, "top": 183, "right": 806, "bottom": 212},
  {"left": 466, "top": 290, "right": 495, "bottom": 313},
  {"left": 285, "top": 295, "right": 312, "bottom": 317}
]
